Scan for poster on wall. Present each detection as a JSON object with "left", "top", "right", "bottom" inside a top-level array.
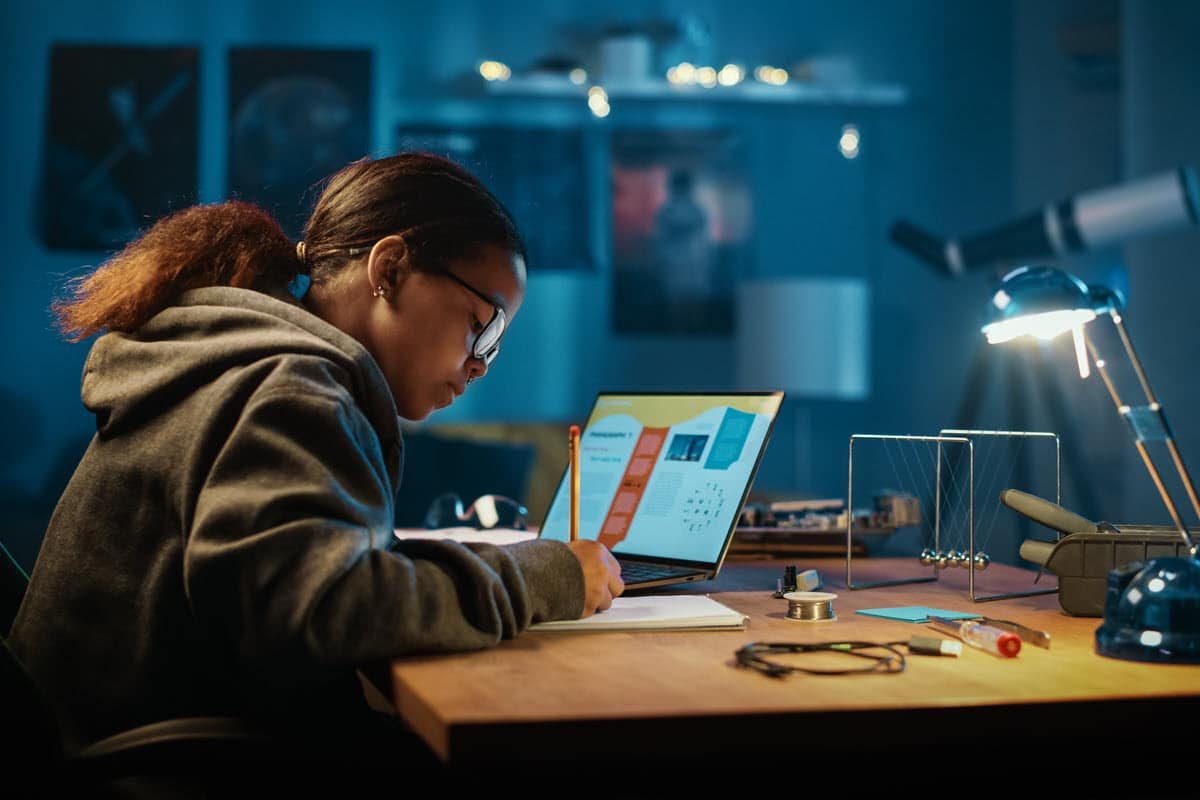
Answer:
[
  {"left": 39, "top": 45, "right": 199, "bottom": 251},
  {"left": 228, "top": 48, "right": 371, "bottom": 240},
  {"left": 395, "top": 126, "right": 591, "bottom": 272},
  {"left": 611, "top": 129, "right": 753, "bottom": 336},
  {"left": 614, "top": 127, "right": 753, "bottom": 338}
]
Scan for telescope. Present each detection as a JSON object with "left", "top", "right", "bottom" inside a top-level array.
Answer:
[{"left": 891, "top": 167, "right": 1200, "bottom": 275}]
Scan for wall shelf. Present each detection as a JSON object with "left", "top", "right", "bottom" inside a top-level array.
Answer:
[{"left": 482, "top": 76, "right": 909, "bottom": 108}]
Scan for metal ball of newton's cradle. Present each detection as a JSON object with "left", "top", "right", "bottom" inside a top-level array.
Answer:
[
  {"left": 946, "top": 549, "right": 965, "bottom": 568},
  {"left": 919, "top": 548, "right": 936, "bottom": 566},
  {"left": 934, "top": 550, "right": 951, "bottom": 569},
  {"left": 973, "top": 552, "right": 991, "bottom": 571}
]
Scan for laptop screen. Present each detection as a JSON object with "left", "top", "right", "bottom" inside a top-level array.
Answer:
[{"left": 539, "top": 393, "right": 784, "bottom": 564}]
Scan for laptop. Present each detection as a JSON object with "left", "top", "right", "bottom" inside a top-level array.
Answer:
[{"left": 538, "top": 392, "right": 785, "bottom": 590}]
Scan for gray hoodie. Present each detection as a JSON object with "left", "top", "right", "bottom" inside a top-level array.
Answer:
[{"left": 10, "top": 286, "right": 584, "bottom": 746}]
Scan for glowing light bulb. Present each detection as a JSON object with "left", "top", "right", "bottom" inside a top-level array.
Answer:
[
  {"left": 587, "top": 86, "right": 610, "bottom": 118},
  {"left": 718, "top": 64, "right": 744, "bottom": 86},
  {"left": 983, "top": 309, "right": 1097, "bottom": 344},
  {"left": 479, "top": 60, "right": 511, "bottom": 81},
  {"left": 839, "top": 124, "right": 860, "bottom": 159}
]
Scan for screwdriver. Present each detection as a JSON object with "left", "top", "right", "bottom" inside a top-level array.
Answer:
[{"left": 929, "top": 617, "right": 1021, "bottom": 658}]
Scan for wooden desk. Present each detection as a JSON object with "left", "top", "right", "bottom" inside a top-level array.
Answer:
[{"left": 386, "top": 558, "right": 1200, "bottom": 775}]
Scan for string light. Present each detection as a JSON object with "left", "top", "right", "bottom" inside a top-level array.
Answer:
[
  {"left": 718, "top": 64, "right": 744, "bottom": 86},
  {"left": 587, "top": 85, "right": 610, "bottom": 118},
  {"left": 839, "top": 124, "right": 860, "bottom": 159},
  {"left": 755, "top": 65, "right": 789, "bottom": 86},
  {"left": 478, "top": 60, "right": 511, "bottom": 81},
  {"left": 671, "top": 61, "right": 697, "bottom": 84}
]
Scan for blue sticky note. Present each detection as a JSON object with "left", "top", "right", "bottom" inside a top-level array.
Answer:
[{"left": 856, "top": 606, "right": 982, "bottom": 623}]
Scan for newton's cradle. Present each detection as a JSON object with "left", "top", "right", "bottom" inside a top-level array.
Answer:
[{"left": 845, "top": 429, "right": 1061, "bottom": 603}]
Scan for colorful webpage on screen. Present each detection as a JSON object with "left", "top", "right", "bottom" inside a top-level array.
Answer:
[{"left": 540, "top": 394, "right": 782, "bottom": 563}]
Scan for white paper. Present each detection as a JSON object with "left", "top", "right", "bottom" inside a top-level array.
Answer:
[
  {"left": 393, "top": 527, "right": 538, "bottom": 547},
  {"left": 529, "top": 594, "right": 748, "bottom": 632}
]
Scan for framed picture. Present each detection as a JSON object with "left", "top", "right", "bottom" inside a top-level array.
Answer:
[
  {"left": 228, "top": 48, "right": 371, "bottom": 239},
  {"left": 395, "top": 125, "right": 591, "bottom": 272},
  {"left": 611, "top": 129, "right": 753, "bottom": 336},
  {"left": 39, "top": 45, "right": 199, "bottom": 251}
]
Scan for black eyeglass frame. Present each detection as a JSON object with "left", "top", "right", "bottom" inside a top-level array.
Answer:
[
  {"left": 438, "top": 271, "right": 506, "bottom": 366},
  {"left": 735, "top": 641, "right": 908, "bottom": 677}
]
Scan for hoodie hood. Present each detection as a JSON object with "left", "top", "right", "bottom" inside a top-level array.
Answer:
[{"left": 81, "top": 287, "right": 400, "bottom": 448}]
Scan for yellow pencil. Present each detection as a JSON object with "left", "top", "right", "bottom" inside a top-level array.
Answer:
[{"left": 569, "top": 424, "right": 581, "bottom": 542}]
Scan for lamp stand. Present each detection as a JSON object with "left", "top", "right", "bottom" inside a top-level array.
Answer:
[{"left": 1083, "top": 311, "right": 1199, "bottom": 555}]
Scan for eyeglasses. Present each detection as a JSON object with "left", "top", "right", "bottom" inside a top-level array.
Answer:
[
  {"left": 423, "top": 493, "right": 529, "bottom": 530},
  {"left": 735, "top": 641, "right": 907, "bottom": 677},
  {"left": 439, "top": 272, "right": 506, "bottom": 366}
]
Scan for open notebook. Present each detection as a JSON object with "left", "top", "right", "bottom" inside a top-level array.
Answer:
[
  {"left": 392, "top": 526, "right": 535, "bottom": 547},
  {"left": 529, "top": 594, "right": 748, "bottom": 632},
  {"left": 392, "top": 529, "right": 747, "bottom": 631}
]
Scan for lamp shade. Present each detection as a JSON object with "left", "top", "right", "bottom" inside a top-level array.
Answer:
[
  {"left": 736, "top": 278, "right": 870, "bottom": 399},
  {"left": 980, "top": 266, "right": 1117, "bottom": 344}
]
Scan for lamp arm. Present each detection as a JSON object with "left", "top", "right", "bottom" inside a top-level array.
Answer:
[
  {"left": 1110, "top": 309, "right": 1158, "bottom": 404},
  {"left": 1109, "top": 313, "right": 1200, "bottom": 523},
  {"left": 1085, "top": 319, "right": 1199, "bottom": 555}
]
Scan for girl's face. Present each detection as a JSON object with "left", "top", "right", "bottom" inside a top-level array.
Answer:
[{"left": 365, "top": 242, "right": 525, "bottom": 421}]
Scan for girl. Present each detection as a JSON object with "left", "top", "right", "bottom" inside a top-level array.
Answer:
[{"left": 10, "top": 153, "right": 624, "bottom": 757}]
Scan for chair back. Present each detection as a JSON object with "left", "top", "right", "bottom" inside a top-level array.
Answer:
[
  {"left": 1, "top": 635, "right": 64, "bottom": 774},
  {"left": 1, "top": 540, "right": 29, "bottom": 637},
  {"left": 394, "top": 430, "right": 536, "bottom": 527}
]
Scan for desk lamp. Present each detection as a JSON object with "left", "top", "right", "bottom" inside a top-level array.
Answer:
[{"left": 981, "top": 265, "right": 1200, "bottom": 663}]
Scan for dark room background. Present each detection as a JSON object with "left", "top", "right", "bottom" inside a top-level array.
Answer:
[{"left": 3, "top": 0, "right": 1198, "bottom": 571}]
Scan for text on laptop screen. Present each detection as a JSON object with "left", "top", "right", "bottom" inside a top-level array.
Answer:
[{"left": 540, "top": 394, "right": 783, "bottom": 562}]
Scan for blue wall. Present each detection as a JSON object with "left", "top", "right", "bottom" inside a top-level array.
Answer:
[
  {"left": 1004, "top": 0, "right": 1200, "bottom": 533},
  {"left": 2, "top": 1, "right": 1022, "bottom": 567},
  {"left": 1119, "top": 0, "right": 1200, "bottom": 529}
]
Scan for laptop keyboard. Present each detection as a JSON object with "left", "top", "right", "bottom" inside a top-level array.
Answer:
[{"left": 618, "top": 561, "right": 702, "bottom": 584}]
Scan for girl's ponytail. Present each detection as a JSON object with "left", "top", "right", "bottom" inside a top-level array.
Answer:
[{"left": 54, "top": 200, "right": 301, "bottom": 341}]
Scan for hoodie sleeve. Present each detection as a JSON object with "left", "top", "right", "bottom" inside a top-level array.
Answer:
[{"left": 184, "top": 383, "right": 584, "bottom": 686}]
